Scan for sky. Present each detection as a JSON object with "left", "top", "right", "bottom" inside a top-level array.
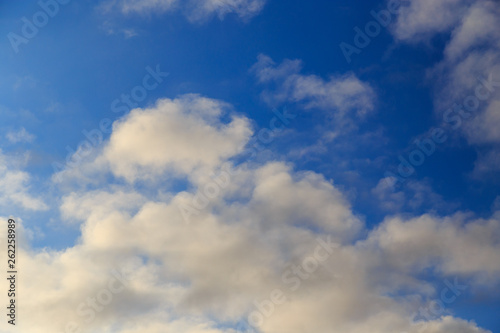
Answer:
[{"left": 0, "top": 0, "right": 499, "bottom": 332}]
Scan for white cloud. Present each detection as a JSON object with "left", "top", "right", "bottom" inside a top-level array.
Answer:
[
  {"left": 21, "top": 171, "right": 498, "bottom": 333},
  {"left": 443, "top": 1, "right": 500, "bottom": 61},
  {"left": 101, "top": 20, "right": 139, "bottom": 38},
  {"left": 100, "top": 0, "right": 266, "bottom": 22},
  {"left": 471, "top": 149, "right": 500, "bottom": 178},
  {"left": 15, "top": 94, "right": 499, "bottom": 333},
  {"left": 362, "top": 213, "right": 500, "bottom": 288},
  {"left": 391, "top": 0, "right": 500, "bottom": 176},
  {"left": 18, "top": 179, "right": 499, "bottom": 332},
  {"left": 60, "top": 189, "right": 146, "bottom": 224},
  {"left": 372, "top": 176, "right": 406, "bottom": 211},
  {"left": 104, "top": 94, "right": 252, "bottom": 182},
  {"left": 0, "top": 151, "right": 47, "bottom": 211},
  {"left": 51, "top": 94, "right": 252, "bottom": 185},
  {"left": 248, "top": 162, "right": 362, "bottom": 238},
  {"left": 391, "top": 0, "right": 472, "bottom": 42},
  {"left": 186, "top": 0, "right": 266, "bottom": 22},
  {"left": 372, "top": 178, "right": 457, "bottom": 213},
  {"left": 251, "top": 54, "right": 376, "bottom": 130},
  {"left": 116, "top": 0, "right": 178, "bottom": 14},
  {"left": 6, "top": 127, "right": 35, "bottom": 143}
]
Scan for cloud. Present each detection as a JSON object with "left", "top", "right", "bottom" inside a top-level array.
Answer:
[
  {"left": 251, "top": 54, "right": 376, "bottom": 131},
  {"left": 471, "top": 149, "right": 500, "bottom": 179},
  {"left": 17, "top": 174, "right": 499, "bottom": 333},
  {"left": 6, "top": 127, "right": 35, "bottom": 143},
  {"left": 114, "top": 0, "right": 178, "bottom": 14},
  {"left": 100, "top": 0, "right": 266, "bottom": 22},
  {"left": 51, "top": 94, "right": 252, "bottom": 185},
  {"left": 0, "top": 151, "right": 47, "bottom": 211},
  {"left": 391, "top": 0, "right": 500, "bottom": 176},
  {"left": 60, "top": 189, "right": 146, "bottom": 224},
  {"left": 391, "top": 0, "right": 472, "bottom": 42},
  {"left": 372, "top": 177, "right": 458, "bottom": 213},
  {"left": 362, "top": 212, "right": 500, "bottom": 284},
  {"left": 234, "top": 162, "right": 363, "bottom": 238},
  {"left": 101, "top": 20, "right": 139, "bottom": 38},
  {"left": 186, "top": 0, "right": 267, "bottom": 22},
  {"left": 103, "top": 94, "right": 253, "bottom": 182},
  {"left": 14, "top": 93, "right": 499, "bottom": 333},
  {"left": 443, "top": 1, "right": 500, "bottom": 61}
]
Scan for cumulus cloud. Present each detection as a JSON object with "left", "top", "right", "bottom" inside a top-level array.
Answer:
[
  {"left": 363, "top": 213, "right": 500, "bottom": 278},
  {"left": 14, "top": 93, "right": 499, "bottom": 333},
  {"left": 60, "top": 189, "right": 146, "bottom": 224},
  {"left": 17, "top": 172, "right": 500, "bottom": 333},
  {"left": 100, "top": 0, "right": 266, "bottom": 22},
  {"left": 104, "top": 94, "right": 252, "bottom": 182},
  {"left": 52, "top": 94, "right": 253, "bottom": 185}
]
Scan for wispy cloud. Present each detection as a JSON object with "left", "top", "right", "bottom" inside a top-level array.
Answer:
[
  {"left": 6, "top": 127, "right": 35, "bottom": 144},
  {"left": 99, "top": 0, "right": 267, "bottom": 22},
  {"left": 251, "top": 54, "right": 376, "bottom": 131},
  {"left": 390, "top": 0, "right": 500, "bottom": 177}
]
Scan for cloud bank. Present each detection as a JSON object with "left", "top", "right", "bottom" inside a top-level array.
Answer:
[{"left": 8, "top": 94, "right": 498, "bottom": 333}]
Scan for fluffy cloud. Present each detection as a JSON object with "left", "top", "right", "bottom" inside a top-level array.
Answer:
[
  {"left": 13, "top": 94, "right": 499, "bottom": 333},
  {"left": 53, "top": 94, "right": 253, "bottom": 184},
  {"left": 104, "top": 94, "right": 252, "bottom": 182},
  {"left": 392, "top": 0, "right": 473, "bottom": 42},
  {"left": 60, "top": 189, "right": 146, "bottom": 224},
  {"left": 101, "top": 0, "right": 266, "bottom": 22},
  {"left": 17, "top": 175, "right": 499, "bottom": 333},
  {"left": 363, "top": 213, "right": 500, "bottom": 277}
]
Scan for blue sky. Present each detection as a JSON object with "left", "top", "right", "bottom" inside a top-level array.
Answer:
[{"left": 1, "top": 0, "right": 500, "bottom": 332}]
